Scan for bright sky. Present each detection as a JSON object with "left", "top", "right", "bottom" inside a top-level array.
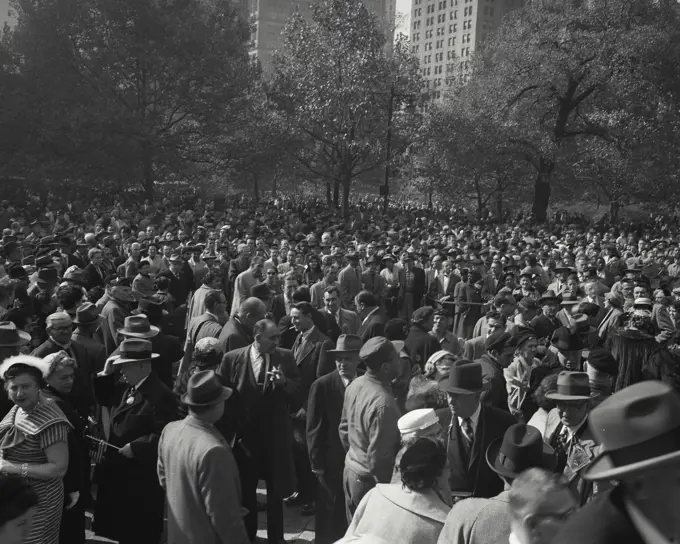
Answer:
[
  {"left": 396, "top": 0, "right": 411, "bottom": 36},
  {"left": 0, "top": 0, "right": 11, "bottom": 27}
]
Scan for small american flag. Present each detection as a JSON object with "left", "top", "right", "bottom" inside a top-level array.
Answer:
[{"left": 86, "top": 435, "right": 119, "bottom": 464}]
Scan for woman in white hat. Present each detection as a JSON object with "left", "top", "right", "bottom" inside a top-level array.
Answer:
[{"left": 0, "top": 355, "right": 71, "bottom": 544}]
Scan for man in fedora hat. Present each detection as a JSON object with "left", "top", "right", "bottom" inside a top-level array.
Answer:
[
  {"left": 71, "top": 302, "right": 107, "bottom": 373},
  {"left": 307, "top": 334, "right": 361, "bottom": 544},
  {"left": 158, "top": 370, "right": 248, "bottom": 544},
  {"left": 530, "top": 290, "right": 562, "bottom": 341},
  {"left": 93, "top": 338, "right": 178, "bottom": 544},
  {"left": 544, "top": 327, "right": 584, "bottom": 371},
  {"left": 339, "top": 337, "right": 402, "bottom": 520},
  {"left": 553, "top": 381, "right": 680, "bottom": 544},
  {"left": 180, "top": 289, "right": 227, "bottom": 375},
  {"left": 438, "top": 424, "right": 558, "bottom": 544},
  {"left": 100, "top": 285, "right": 137, "bottom": 353},
  {"left": 439, "top": 360, "right": 516, "bottom": 501},
  {"left": 544, "top": 371, "right": 601, "bottom": 506}
]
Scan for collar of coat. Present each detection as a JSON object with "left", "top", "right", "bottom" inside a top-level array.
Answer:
[{"left": 375, "top": 484, "right": 449, "bottom": 523}]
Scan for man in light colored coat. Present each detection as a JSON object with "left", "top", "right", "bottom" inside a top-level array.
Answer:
[{"left": 158, "top": 370, "right": 249, "bottom": 544}]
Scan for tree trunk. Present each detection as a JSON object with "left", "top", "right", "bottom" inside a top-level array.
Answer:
[
  {"left": 333, "top": 180, "right": 340, "bottom": 208},
  {"left": 142, "top": 142, "right": 154, "bottom": 202},
  {"left": 253, "top": 174, "right": 260, "bottom": 204},
  {"left": 342, "top": 175, "right": 351, "bottom": 219},
  {"left": 610, "top": 200, "right": 620, "bottom": 223},
  {"left": 531, "top": 159, "right": 554, "bottom": 223},
  {"left": 326, "top": 181, "right": 332, "bottom": 206},
  {"left": 475, "top": 178, "right": 483, "bottom": 220},
  {"left": 495, "top": 190, "right": 503, "bottom": 220}
]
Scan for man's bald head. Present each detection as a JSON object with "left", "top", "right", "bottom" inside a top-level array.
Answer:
[{"left": 238, "top": 297, "right": 267, "bottom": 328}]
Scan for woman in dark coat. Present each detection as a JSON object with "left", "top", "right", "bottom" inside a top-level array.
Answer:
[
  {"left": 453, "top": 270, "right": 483, "bottom": 340},
  {"left": 41, "top": 351, "right": 89, "bottom": 544}
]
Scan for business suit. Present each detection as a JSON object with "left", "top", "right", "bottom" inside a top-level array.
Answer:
[
  {"left": 306, "top": 370, "right": 349, "bottom": 544},
  {"left": 71, "top": 330, "right": 107, "bottom": 374},
  {"left": 442, "top": 405, "right": 516, "bottom": 499},
  {"left": 463, "top": 336, "right": 487, "bottom": 361},
  {"left": 437, "top": 490, "right": 511, "bottom": 544},
  {"left": 404, "top": 324, "right": 441, "bottom": 372},
  {"left": 552, "top": 487, "right": 644, "bottom": 544},
  {"left": 310, "top": 280, "right": 338, "bottom": 309},
  {"left": 216, "top": 346, "right": 303, "bottom": 543},
  {"left": 326, "top": 307, "right": 360, "bottom": 337},
  {"left": 231, "top": 269, "right": 260, "bottom": 314},
  {"left": 85, "top": 262, "right": 106, "bottom": 290},
  {"left": 401, "top": 266, "right": 427, "bottom": 319},
  {"left": 476, "top": 353, "right": 508, "bottom": 412},
  {"left": 218, "top": 316, "right": 253, "bottom": 354},
  {"left": 291, "top": 326, "right": 334, "bottom": 500},
  {"left": 480, "top": 274, "right": 504, "bottom": 301},
  {"left": 596, "top": 307, "right": 623, "bottom": 345},
  {"left": 157, "top": 269, "right": 192, "bottom": 308},
  {"left": 93, "top": 371, "right": 179, "bottom": 544},
  {"left": 356, "top": 308, "right": 389, "bottom": 345},
  {"left": 158, "top": 415, "right": 249, "bottom": 544},
  {"left": 361, "top": 270, "right": 386, "bottom": 303},
  {"left": 100, "top": 298, "right": 129, "bottom": 353},
  {"left": 338, "top": 264, "right": 363, "bottom": 310}
]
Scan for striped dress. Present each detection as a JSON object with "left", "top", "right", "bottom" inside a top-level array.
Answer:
[{"left": 0, "top": 398, "right": 71, "bottom": 544}]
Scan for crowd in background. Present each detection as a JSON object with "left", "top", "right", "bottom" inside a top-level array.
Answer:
[{"left": 0, "top": 187, "right": 678, "bottom": 544}]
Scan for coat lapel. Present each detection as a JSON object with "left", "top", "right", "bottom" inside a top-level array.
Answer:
[
  {"left": 468, "top": 406, "right": 485, "bottom": 469},
  {"left": 297, "top": 329, "right": 316, "bottom": 364}
]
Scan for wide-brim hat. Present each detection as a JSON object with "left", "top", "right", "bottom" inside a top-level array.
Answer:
[
  {"left": 112, "top": 338, "right": 160, "bottom": 365},
  {"left": 583, "top": 381, "right": 680, "bottom": 481},
  {"left": 545, "top": 371, "right": 599, "bottom": 401},
  {"left": 72, "top": 302, "right": 104, "bottom": 326},
  {"left": 538, "top": 290, "right": 561, "bottom": 305},
  {"left": 328, "top": 334, "right": 362, "bottom": 353},
  {"left": 117, "top": 315, "right": 160, "bottom": 338},
  {"left": 438, "top": 360, "right": 491, "bottom": 395},
  {"left": 486, "top": 424, "right": 556, "bottom": 479},
  {"left": 181, "top": 369, "right": 233, "bottom": 407},
  {"left": 0, "top": 322, "right": 31, "bottom": 347},
  {"left": 551, "top": 327, "right": 584, "bottom": 351}
]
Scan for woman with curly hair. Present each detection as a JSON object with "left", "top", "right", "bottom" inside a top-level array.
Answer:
[
  {"left": 173, "top": 338, "right": 224, "bottom": 403},
  {"left": 344, "top": 438, "right": 450, "bottom": 543}
]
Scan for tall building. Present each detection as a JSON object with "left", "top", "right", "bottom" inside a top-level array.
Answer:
[
  {"left": 409, "top": 0, "right": 522, "bottom": 99},
  {"left": 249, "top": 0, "right": 398, "bottom": 71}
]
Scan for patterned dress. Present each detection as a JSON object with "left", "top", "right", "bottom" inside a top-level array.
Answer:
[{"left": 0, "top": 398, "right": 71, "bottom": 544}]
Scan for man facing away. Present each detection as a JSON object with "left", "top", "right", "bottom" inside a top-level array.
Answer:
[{"left": 158, "top": 370, "right": 248, "bottom": 544}]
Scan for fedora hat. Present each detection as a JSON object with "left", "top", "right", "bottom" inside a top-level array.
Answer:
[
  {"left": 112, "top": 338, "right": 160, "bottom": 365},
  {"left": 583, "top": 381, "right": 680, "bottom": 481},
  {"left": 117, "top": 315, "right": 160, "bottom": 338},
  {"left": 181, "top": 370, "right": 232, "bottom": 407},
  {"left": 550, "top": 327, "right": 584, "bottom": 351},
  {"left": 36, "top": 268, "right": 58, "bottom": 284},
  {"left": 486, "top": 424, "right": 556, "bottom": 479},
  {"left": 538, "top": 290, "right": 561, "bottom": 305},
  {"left": 438, "top": 360, "right": 490, "bottom": 395},
  {"left": 0, "top": 321, "right": 31, "bottom": 347},
  {"left": 554, "top": 262, "right": 575, "bottom": 273},
  {"left": 328, "top": 334, "right": 362, "bottom": 353},
  {"left": 545, "top": 371, "right": 599, "bottom": 401},
  {"left": 570, "top": 313, "right": 596, "bottom": 335},
  {"left": 73, "top": 302, "right": 103, "bottom": 325}
]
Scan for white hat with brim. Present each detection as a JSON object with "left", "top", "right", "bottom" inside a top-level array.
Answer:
[
  {"left": 398, "top": 408, "right": 440, "bottom": 436},
  {"left": 0, "top": 355, "right": 50, "bottom": 380},
  {"left": 112, "top": 352, "right": 160, "bottom": 365}
]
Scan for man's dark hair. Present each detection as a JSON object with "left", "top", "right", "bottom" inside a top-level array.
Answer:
[
  {"left": 202, "top": 271, "right": 219, "bottom": 286},
  {"left": 253, "top": 318, "right": 275, "bottom": 337},
  {"left": 292, "top": 286, "right": 311, "bottom": 303},
  {"left": 293, "top": 301, "right": 314, "bottom": 316},
  {"left": 155, "top": 276, "right": 171, "bottom": 290},
  {"left": 356, "top": 290, "right": 377, "bottom": 308},
  {"left": 324, "top": 285, "right": 340, "bottom": 298},
  {"left": 56, "top": 284, "right": 83, "bottom": 311},
  {"left": 204, "top": 290, "right": 224, "bottom": 312},
  {"left": 486, "top": 310, "right": 507, "bottom": 325}
]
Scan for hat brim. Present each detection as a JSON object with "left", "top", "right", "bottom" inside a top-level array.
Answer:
[
  {"left": 327, "top": 348, "right": 360, "bottom": 354},
  {"left": 582, "top": 448, "right": 680, "bottom": 481},
  {"left": 439, "top": 380, "right": 491, "bottom": 395},
  {"left": 485, "top": 436, "right": 557, "bottom": 479},
  {"left": 538, "top": 297, "right": 560, "bottom": 305},
  {"left": 545, "top": 391, "right": 600, "bottom": 401},
  {"left": 131, "top": 308, "right": 168, "bottom": 316},
  {"left": 112, "top": 353, "right": 160, "bottom": 365},
  {"left": 117, "top": 325, "right": 160, "bottom": 338},
  {"left": 73, "top": 315, "right": 105, "bottom": 326},
  {"left": 181, "top": 386, "right": 233, "bottom": 407},
  {"left": 0, "top": 330, "right": 32, "bottom": 347}
]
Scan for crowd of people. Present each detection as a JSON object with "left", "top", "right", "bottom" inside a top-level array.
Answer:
[{"left": 0, "top": 189, "right": 679, "bottom": 544}]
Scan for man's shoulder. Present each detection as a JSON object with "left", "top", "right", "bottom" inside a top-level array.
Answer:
[
  {"left": 446, "top": 492, "right": 511, "bottom": 524},
  {"left": 483, "top": 404, "right": 517, "bottom": 427}
]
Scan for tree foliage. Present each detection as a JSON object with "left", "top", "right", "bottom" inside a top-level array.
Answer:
[
  {"left": 268, "top": 0, "right": 427, "bottom": 218},
  {"left": 422, "top": 0, "right": 680, "bottom": 221},
  {"left": 0, "top": 0, "right": 256, "bottom": 198}
]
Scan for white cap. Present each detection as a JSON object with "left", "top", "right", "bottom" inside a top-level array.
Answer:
[
  {"left": 633, "top": 298, "right": 653, "bottom": 308},
  {"left": 398, "top": 409, "right": 439, "bottom": 436}
]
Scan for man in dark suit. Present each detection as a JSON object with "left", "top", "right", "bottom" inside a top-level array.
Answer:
[
  {"left": 31, "top": 311, "right": 96, "bottom": 417},
  {"left": 85, "top": 247, "right": 107, "bottom": 290},
  {"left": 552, "top": 381, "right": 680, "bottom": 544},
  {"left": 306, "top": 335, "right": 361, "bottom": 544},
  {"left": 439, "top": 360, "right": 516, "bottom": 500},
  {"left": 228, "top": 244, "right": 252, "bottom": 312},
  {"left": 93, "top": 338, "right": 179, "bottom": 544},
  {"left": 157, "top": 254, "right": 192, "bottom": 308},
  {"left": 216, "top": 319, "right": 303, "bottom": 544},
  {"left": 323, "top": 285, "right": 360, "bottom": 339},
  {"left": 530, "top": 290, "right": 562, "bottom": 341},
  {"left": 218, "top": 297, "right": 267, "bottom": 353},
  {"left": 286, "top": 302, "right": 334, "bottom": 513},
  {"left": 277, "top": 286, "right": 332, "bottom": 349},
  {"left": 355, "top": 290, "right": 388, "bottom": 344}
]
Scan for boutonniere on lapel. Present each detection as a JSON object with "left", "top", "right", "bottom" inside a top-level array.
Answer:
[{"left": 126, "top": 386, "right": 137, "bottom": 405}]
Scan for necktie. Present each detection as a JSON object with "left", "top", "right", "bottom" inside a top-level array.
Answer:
[
  {"left": 252, "top": 352, "right": 267, "bottom": 383},
  {"left": 332, "top": 311, "right": 340, "bottom": 325},
  {"left": 461, "top": 418, "right": 474, "bottom": 446},
  {"left": 294, "top": 334, "right": 304, "bottom": 358}
]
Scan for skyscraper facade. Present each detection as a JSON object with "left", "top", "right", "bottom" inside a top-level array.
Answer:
[
  {"left": 249, "top": 0, "right": 398, "bottom": 71},
  {"left": 409, "top": 0, "right": 522, "bottom": 99}
]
